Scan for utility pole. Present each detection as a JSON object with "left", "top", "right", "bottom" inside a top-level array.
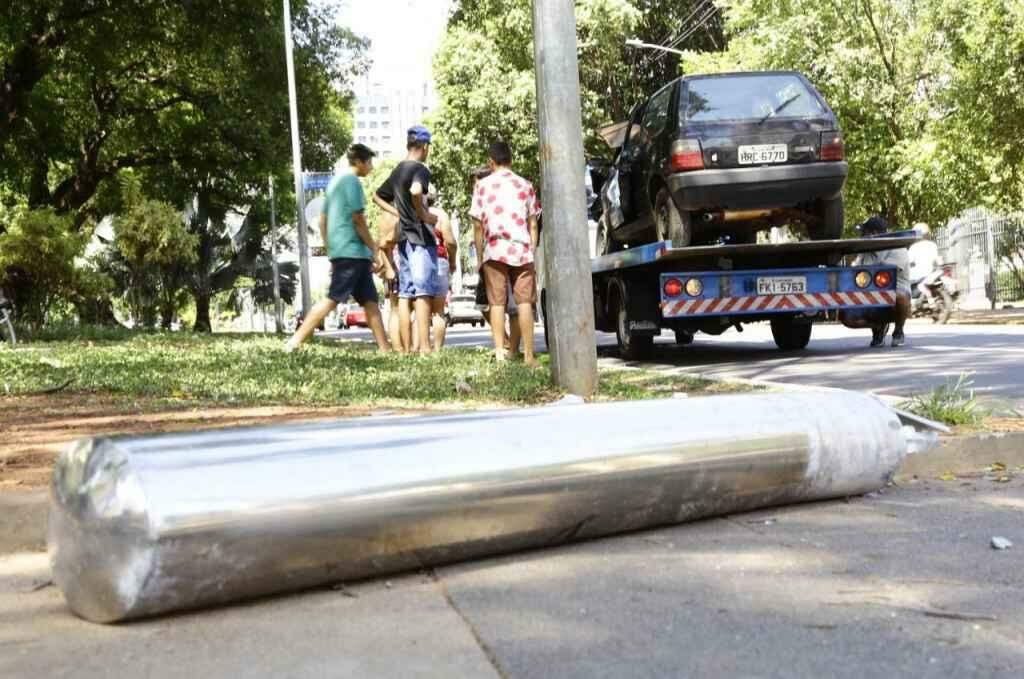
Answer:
[
  {"left": 283, "top": 0, "right": 311, "bottom": 313},
  {"left": 269, "top": 176, "right": 284, "bottom": 333},
  {"left": 531, "top": 0, "right": 598, "bottom": 397}
]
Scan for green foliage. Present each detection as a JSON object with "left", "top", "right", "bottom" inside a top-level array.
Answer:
[
  {"left": 904, "top": 373, "right": 984, "bottom": 426},
  {"left": 0, "top": 207, "right": 91, "bottom": 327},
  {"left": 1, "top": 0, "right": 365, "bottom": 224},
  {"left": 0, "top": 334, "right": 753, "bottom": 407},
  {"left": 111, "top": 178, "right": 199, "bottom": 326},
  {"left": 681, "top": 0, "right": 1024, "bottom": 230}
]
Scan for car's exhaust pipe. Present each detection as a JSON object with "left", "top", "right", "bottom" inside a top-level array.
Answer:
[
  {"left": 702, "top": 208, "right": 776, "bottom": 223},
  {"left": 48, "top": 392, "right": 938, "bottom": 623}
]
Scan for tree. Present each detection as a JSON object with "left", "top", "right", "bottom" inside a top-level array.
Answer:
[
  {"left": 0, "top": 207, "right": 91, "bottom": 327},
  {"left": 1, "top": 0, "right": 366, "bottom": 225},
  {"left": 111, "top": 177, "right": 198, "bottom": 327}
]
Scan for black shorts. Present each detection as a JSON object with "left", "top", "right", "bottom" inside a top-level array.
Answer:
[{"left": 328, "top": 258, "right": 378, "bottom": 305}]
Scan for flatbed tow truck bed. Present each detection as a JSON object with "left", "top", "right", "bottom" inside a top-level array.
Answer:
[{"left": 553, "top": 234, "right": 918, "bottom": 358}]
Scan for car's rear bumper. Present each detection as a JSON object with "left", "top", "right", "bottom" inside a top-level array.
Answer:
[{"left": 668, "top": 162, "right": 848, "bottom": 211}]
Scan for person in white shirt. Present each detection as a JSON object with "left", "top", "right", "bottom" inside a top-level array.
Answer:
[{"left": 908, "top": 223, "right": 943, "bottom": 303}]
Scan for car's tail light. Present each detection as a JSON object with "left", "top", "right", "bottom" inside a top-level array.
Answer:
[
  {"left": 671, "top": 139, "right": 704, "bottom": 172},
  {"left": 820, "top": 131, "right": 844, "bottom": 161},
  {"left": 874, "top": 271, "right": 892, "bottom": 288},
  {"left": 663, "top": 278, "right": 683, "bottom": 298}
]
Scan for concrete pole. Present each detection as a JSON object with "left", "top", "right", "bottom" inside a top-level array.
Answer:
[
  {"left": 283, "top": 0, "right": 311, "bottom": 313},
  {"left": 531, "top": 0, "right": 598, "bottom": 397},
  {"left": 269, "top": 176, "right": 284, "bottom": 334}
]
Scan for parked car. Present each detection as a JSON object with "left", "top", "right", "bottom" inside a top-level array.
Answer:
[
  {"left": 597, "top": 71, "right": 848, "bottom": 253},
  {"left": 344, "top": 305, "right": 368, "bottom": 328},
  {"left": 447, "top": 293, "right": 484, "bottom": 327}
]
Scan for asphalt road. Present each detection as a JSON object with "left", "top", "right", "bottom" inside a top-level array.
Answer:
[{"left": 328, "top": 319, "right": 1024, "bottom": 406}]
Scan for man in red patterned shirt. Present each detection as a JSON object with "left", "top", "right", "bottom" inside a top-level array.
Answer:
[{"left": 470, "top": 141, "right": 541, "bottom": 365}]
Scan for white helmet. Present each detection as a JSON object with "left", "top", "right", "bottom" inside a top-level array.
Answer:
[{"left": 913, "top": 222, "right": 930, "bottom": 236}]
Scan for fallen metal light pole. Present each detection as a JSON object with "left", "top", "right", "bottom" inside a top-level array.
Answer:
[{"left": 49, "top": 391, "right": 931, "bottom": 623}]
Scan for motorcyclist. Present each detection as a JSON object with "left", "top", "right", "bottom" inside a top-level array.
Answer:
[
  {"left": 840, "top": 216, "right": 911, "bottom": 347},
  {"left": 908, "top": 223, "right": 943, "bottom": 305}
]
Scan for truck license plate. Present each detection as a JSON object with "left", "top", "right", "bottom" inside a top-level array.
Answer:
[
  {"left": 738, "top": 144, "right": 788, "bottom": 165},
  {"left": 757, "top": 276, "right": 806, "bottom": 295}
]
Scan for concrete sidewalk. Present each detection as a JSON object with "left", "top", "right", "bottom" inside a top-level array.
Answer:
[{"left": 2, "top": 472, "right": 1022, "bottom": 677}]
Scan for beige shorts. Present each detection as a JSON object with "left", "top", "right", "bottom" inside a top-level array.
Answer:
[{"left": 482, "top": 261, "right": 536, "bottom": 307}]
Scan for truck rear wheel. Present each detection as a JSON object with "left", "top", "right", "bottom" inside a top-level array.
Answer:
[
  {"left": 615, "top": 292, "right": 654, "bottom": 360},
  {"left": 770, "top": 317, "right": 812, "bottom": 351}
]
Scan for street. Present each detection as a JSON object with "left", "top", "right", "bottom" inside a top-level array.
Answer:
[{"left": 328, "top": 319, "right": 1024, "bottom": 406}]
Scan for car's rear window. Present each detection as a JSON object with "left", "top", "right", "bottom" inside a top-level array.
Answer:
[{"left": 682, "top": 74, "right": 825, "bottom": 123}]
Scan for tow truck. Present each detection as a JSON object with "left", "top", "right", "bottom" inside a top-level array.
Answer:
[{"left": 541, "top": 233, "right": 918, "bottom": 359}]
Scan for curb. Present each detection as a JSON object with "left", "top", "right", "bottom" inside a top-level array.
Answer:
[
  {"left": 896, "top": 431, "right": 1024, "bottom": 481},
  {"left": 3, "top": 433, "right": 1022, "bottom": 558}
]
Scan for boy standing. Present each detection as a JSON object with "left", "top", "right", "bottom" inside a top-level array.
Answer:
[
  {"left": 470, "top": 141, "right": 541, "bottom": 365},
  {"left": 285, "top": 144, "right": 390, "bottom": 352},
  {"left": 373, "top": 125, "right": 439, "bottom": 354}
]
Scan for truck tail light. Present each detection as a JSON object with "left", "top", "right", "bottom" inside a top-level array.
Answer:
[
  {"left": 671, "top": 139, "right": 704, "bottom": 172},
  {"left": 820, "top": 131, "right": 844, "bottom": 161},
  {"left": 663, "top": 278, "right": 683, "bottom": 298},
  {"left": 854, "top": 270, "right": 871, "bottom": 288},
  {"left": 874, "top": 271, "right": 892, "bottom": 288}
]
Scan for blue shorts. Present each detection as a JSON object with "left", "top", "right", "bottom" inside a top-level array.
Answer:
[
  {"left": 328, "top": 258, "right": 378, "bottom": 305},
  {"left": 435, "top": 259, "right": 450, "bottom": 298},
  {"left": 398, "top": 241, "right": 439, "bottom": 299}
]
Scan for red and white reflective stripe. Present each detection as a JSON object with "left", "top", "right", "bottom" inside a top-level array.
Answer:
[{"left": 662, "top": 290, "right": 896, "bottom": 317}]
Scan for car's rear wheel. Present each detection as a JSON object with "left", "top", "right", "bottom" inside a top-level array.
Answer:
[
  {"left": 770, "top": 317, "right": 813, "bottom": 351},
  {"left": 810, "top": 196, "right": 844, "bottom": 240},
  {"left": 596, "top": 215, "right": 620, "bottom": 255},
  {"left": 654, "top": 188, "right": 692, "bottom": 247}
]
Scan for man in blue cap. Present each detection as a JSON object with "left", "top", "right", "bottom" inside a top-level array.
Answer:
[{"left": 373, "top": 125, "right": 439, "bottom": 354}]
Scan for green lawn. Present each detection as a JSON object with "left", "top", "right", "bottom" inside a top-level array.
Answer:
[{"left": 0, "top": 330, "right": 750, "bottom": 409}]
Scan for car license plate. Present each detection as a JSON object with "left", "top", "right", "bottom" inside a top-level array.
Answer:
[
  {"left": 738, "top": 144, "right": 788, "bottom": 165},
  {"left": 757, "top": 276, "right": 806, "bottom": 295}
]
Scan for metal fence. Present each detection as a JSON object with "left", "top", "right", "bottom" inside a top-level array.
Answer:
[{"left": 936, "top": 208, "right": 1024, "bottom": 306}]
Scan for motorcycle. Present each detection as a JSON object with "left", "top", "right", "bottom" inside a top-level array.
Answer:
[{"left": 911, "top": 266, "right": 958, "bottom": 324}]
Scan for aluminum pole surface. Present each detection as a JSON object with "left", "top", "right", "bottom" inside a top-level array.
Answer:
[
  {"left": 269, "top": 176, "right": 283, "bottom": 333},
  {"left": 283, "top": 0, "right": 311, "bottom": 313},
  {"left": 50, "top": 391, "right": 912, "bottom": 623},
  {"left": 532, "top": 0, "right": 598, "bottom": 396}
]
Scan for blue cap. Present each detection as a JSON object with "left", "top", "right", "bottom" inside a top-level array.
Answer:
[{"left": 407, "top": 125, "right": 432, "bottom": 145}]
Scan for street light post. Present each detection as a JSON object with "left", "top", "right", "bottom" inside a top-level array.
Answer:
[
  {"left": 283, "top": 0, "right": 312, "bottom": 314},
  {"left": 624, "top": 37, "right": 686, "bottom": 57}
]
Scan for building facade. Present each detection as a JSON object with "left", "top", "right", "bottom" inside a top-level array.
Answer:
[{"left": 352, "top": 78, "right": 436, "bottom": 159}]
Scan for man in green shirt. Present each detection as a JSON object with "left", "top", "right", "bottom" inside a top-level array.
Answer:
[{"left": 285, "top": 144, "right": 390, "bottom": 352}]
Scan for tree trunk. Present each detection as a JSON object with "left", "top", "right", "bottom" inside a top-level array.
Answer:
[
  {"left": 76, "top": 297, "right": 119, "bottom": 326},
  {"left": 193, "top": 292, "right": 212, "bottom": 333},
  {"left": 160, "top": 303, "right": 174, "bottom": 330}
]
